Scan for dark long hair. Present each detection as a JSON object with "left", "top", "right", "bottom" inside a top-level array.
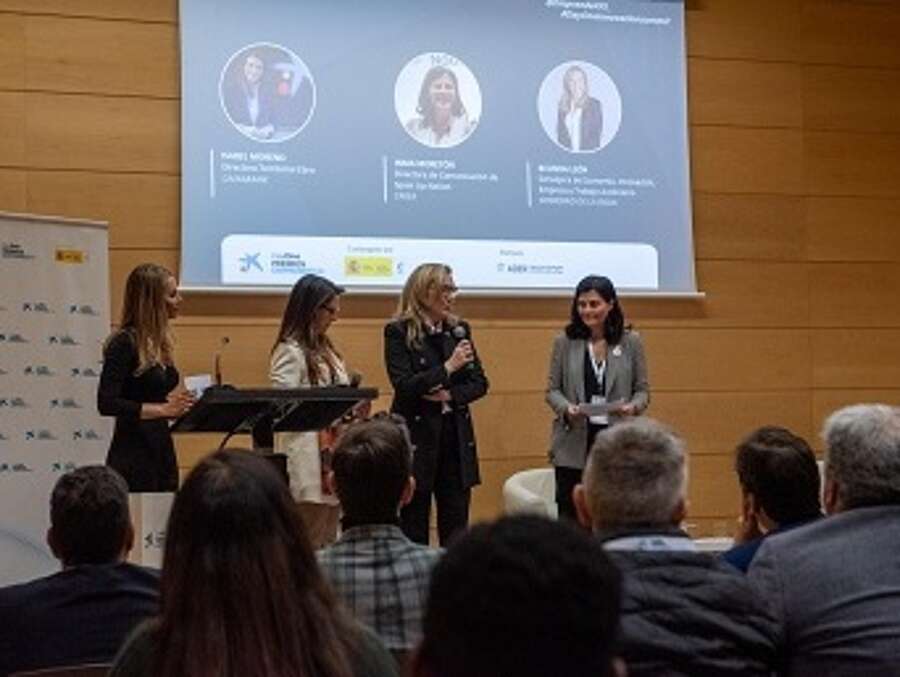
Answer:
[
  {"left": 564, "top": 275, "right": 626, "bottom": 344},
  {"left": 155, "top": 450, "right": 356, "bottom": 677},
  {"left": 274, "top": 274, "right": 344, "bottom": 385},
  {"left": 417, "top": 66, "right": 465, "bottom": 123}
]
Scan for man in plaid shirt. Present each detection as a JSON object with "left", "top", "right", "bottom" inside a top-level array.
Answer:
[{"left": 318, "top": 415, "right": 443, "bottom": 652}]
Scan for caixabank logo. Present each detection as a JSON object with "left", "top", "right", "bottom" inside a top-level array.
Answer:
[
  {"left": 24, "top": 365, "right": 55, "bottom": 377},
  {"left": 70, "top": 366, "right": 100, "bottom": 378},
  {"left": 68, "top": 304, "right": 99, "bottom": 316},
  {"left": 0, "top": 332, "right": 28, "bottom": 344},
  {"left": 72, "top": 429, "right": 103, "bottom": 441},
  {"left": 51, "top": 461, "right": 78, "bottom": 473},
  {"left": 22, "top": 301, "right": 52, "bottom": 313},
  {"left": 50, "top": 397, "right": 81, "bottom": 409},
  {"left": 1, "top": 242, "right": 35, "bottom": 260},
  {"left": 0, "top": 397, "right": 28, "bottom": 408},
  {"left": 0, "top": 462, "right": 33, "bottom": 473},
  {"left": 48, "top": 334, "right": 80, "bottom": 346},
  {"left": 25, "top": 429, "right": 57, "bottom": 441}
]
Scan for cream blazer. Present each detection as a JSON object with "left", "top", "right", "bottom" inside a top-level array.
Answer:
[{"left": 269, "top": 339, "right": 348, "bottom": 504}]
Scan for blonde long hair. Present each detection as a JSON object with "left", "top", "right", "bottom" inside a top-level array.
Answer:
[
  {"left": 394, "top": 263, "right": 456, "bottom": 349},
  {"left": 116, "top": 263, "right": 175, "bottom": 373}
]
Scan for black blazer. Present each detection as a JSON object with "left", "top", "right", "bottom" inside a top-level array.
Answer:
[
  {"left": 383, "top": 319, "right": 488, "bottom": 491},
  {"left": 557, "top": 96, "right": 603, "bottom": 151}
]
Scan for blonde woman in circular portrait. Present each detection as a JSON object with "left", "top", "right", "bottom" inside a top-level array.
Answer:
[{"left": 557, "top": 65, "right": 603, "bottom": 152}]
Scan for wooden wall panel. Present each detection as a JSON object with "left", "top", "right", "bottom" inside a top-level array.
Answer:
[
  {"left": 27, "top": 171, "right": 180, "bottom": 249},
  {"left": 109, "top": 248, "right": 178, "bottom": 320},
  {"left": 25, "top": 16, "right": 178, "bottom": 97},
  {"left": 686, "top": 0, "right": 801, "bottom": 62},
  {"left": 809, "top": 263, "right": 900, "bottom": 328},
  {"left": 693, "top": 193, "right": 806, "bottom": 261},
  {"left": 813, "top": 330, "right": 900, "bottom": 388},
  {"left": 691, "top": 127, "right": 804, "bottom": 195},
  {"left": 687, "top": 454, "right": 739, "bottom": 518},
  {"left": 800, "top": 0, "right": 900, "bottom": 68},
  {"left": 807, "top": 197, "right": 900, "bottom": 262},
  {"left": 25, "top": 93, "right": 178, "bottom": 173},
  {"left": 0, "top": 92, "right": 25, "bottom": 166},
  {"left": 0, "top": 1, "right": 177, "bottom": 23},
  {"left": 804, "top": 65, "right": 900, "bottom": 134},
  {"left": 688, "top": 59, "right": 802, "bottom": 128},
  {"left": 0, "top": 168, "right": 25, "bottom": 211},
  {"left": 806, "top": 132, "right": 900, "bottom": 198},
  {"left": 0, "top": 14, "right": 25, "bottom": 90},
  {"left": 651, "top": 390, "right": 814, "bottom": 454}
]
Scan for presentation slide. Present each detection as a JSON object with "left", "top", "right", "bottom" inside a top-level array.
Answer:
[{"left": 180, "top": 0, "right": 694, "bottom": 293}]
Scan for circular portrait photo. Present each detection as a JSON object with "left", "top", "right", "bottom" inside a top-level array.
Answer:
[
  {"left": 395, "top": 53, "right": 482, "bottom": 149},
  {"left": 537, "top": 61, "right": 622, "bottom": 153},
  {"left": 219, "top": 42, "right": 316, "bottom": 143}
]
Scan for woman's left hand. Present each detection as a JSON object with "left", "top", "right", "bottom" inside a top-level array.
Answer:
[{"left": 423, "top": 388, "right": 452, "bottom": 403}]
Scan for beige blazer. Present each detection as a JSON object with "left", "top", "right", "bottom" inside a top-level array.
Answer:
[
  {"left": 270, "top": 339, "right": 348, "bottom": 504},
  {"left": 545, "top": 330, "right": 650, "bottom": 469}
]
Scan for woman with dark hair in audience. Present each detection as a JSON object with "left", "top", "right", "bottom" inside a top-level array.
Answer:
[
  {"left": 545, "top": 275, "right": 649, "bottom": 520},
  {"left": 98, "top": 263, "right": 194, "bottom": 493},
  {"left": 109, "top": 450, "right": 398, "bottom": 677},
  {"left": 270, "top": 273, "right": 359, "bottom": 548}
]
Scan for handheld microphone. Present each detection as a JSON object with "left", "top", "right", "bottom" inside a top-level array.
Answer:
[
  {"left": 451, "top": 324, "right": 475, "bottom": 370},
  {"left": 214, "top": 336, "right": 230, "bottom": 386}
]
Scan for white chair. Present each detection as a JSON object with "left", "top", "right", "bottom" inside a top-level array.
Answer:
[{"left": 503, "top": 468, "right": 558, "bottom": 519}]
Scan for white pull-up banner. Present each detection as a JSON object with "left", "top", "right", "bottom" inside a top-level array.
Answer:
[{"left": 0, "top": 213, "right": 110, "bottom": 585}]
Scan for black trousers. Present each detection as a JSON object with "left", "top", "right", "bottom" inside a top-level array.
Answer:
[
  {"left": 556, "top": 423, "right": 605, "bottom": 524},
  {"left": 401, "top": 417, "right": 471, "bottom": 546}
]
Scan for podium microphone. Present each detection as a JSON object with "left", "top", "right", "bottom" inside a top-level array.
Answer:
[{"left": 214, "top": 336, "right": 230, "bottom": 386}]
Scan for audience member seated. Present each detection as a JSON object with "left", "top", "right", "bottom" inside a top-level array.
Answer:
[
  {"left": 411, "top": 514, "right": 623, "bottom": 677},
  {"left": 749, "top": 404, "right": 900, "bottom": 675},
  {"left": 574, "top": 418, "right": 778, "bottom": 676},
  {"left": 109, "top": 450, "right": 397, "bottom": 677},
  {"left": 0, "top": 466, "right": 158, "bottom": 677},
  {"left": 318, "top": 415, "right": 442, "bottom": 657},
  {"left": 722, "top": 425, "right": 823, "bottom": 572}
]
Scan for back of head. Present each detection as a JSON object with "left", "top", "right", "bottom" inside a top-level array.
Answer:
[
  {"left": 735, "top": 426, "right": 822, "bottom": 525},
  {"left": 50, "top": 465, "right": 131, "bottom": 566},
  {"left": 584, "top": 418, "right": 686, "bottom": 530},
  {"left": 823, "top": 404, "right": 900, "bottom": 510},
  {"left": 331, "top": 415, "right": 413, "bottom": 525},
  {"left": 157, "top": 449, "right": 352, "bottom": 677},
  {"left": 416, "top": 515, "right": 621, "bottom": 677}
]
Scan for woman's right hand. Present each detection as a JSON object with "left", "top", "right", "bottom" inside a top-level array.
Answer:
[{"left": 444, "top": 340, "right": 474, "bottom": 374}]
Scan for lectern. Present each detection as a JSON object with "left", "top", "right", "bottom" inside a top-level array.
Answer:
[{"left": 170, "top": 385, "right": 379, "bottom": 479}]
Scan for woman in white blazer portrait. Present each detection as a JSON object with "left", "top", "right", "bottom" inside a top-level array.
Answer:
[
  {"left": 270, "top": 274, "right": 353, "bottom": 548},
  {"left": 545, "top": 275, "right": 650, "bottom": 521}
]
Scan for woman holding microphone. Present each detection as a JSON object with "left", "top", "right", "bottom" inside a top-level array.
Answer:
[
  {"left": 546, "top": 275, "right": 650, "bottom": 520},
  {"left": 384, "top": 263, "right": 488, "bottom": 545},
  {"left": 98, "top": 263, "right": 194, "bottom": 493}
]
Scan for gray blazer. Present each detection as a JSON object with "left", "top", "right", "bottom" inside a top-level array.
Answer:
[
  {"left": 749, "top": 506, "right": 900, "bottom": 675},
  {"left": 545, "top": 330, "right": 649, "bottom": 469}
]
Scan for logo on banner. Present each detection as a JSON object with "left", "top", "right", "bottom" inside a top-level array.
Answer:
[
  {"left": 25, "top": 429, "right": 57, "bottom": 441},
  {"left": 345, "top": 256, "right": 393, "bottom": 278},
  {"left": 68, "top": 304, "right": 99, "bottom": 316},
  {"left": 271, "top": 252, "right": 311, "bottom": 275},
  {"left": 51, "top": 461, "right": 78, "bottom": 473},
  {"left": 48, "top": 334, "right": 80, "bottom": 346},
  {"left": 0, "top": 397, "right": 28, "bottom": 408},
  {"left": 71, "top": 366, "right": 100, "bottom": 378},
  {"left": 24, "top": 365, "right": 55, "bottom": 377},
  {"left": 239, "top": 252, "right": 263, "bottom": 272},
  {"left": 2, "top": 242, "right": 34, "bottom": 260},
  {"left": 0, "top": 332, "right": 28, "bottom": 344},
  {"left": 55, "top": 249, "right": 87, "bottom": 264},
  {"left": 0, "top": 463, "right": 33, "bottom": 474},
  {"left": 144, "top": 530, "right": 166, "bottom": 550},
  {"left": 73, "top": 429, "right": 103, "bottom": 441},
  {"left": 50, "top": 398, "right": 81, "bottom": 409},
  {"left": 22, "top": 302, "right": 53, "bottom": 313},
  {"left": 0, "top": 368, "right": 8, "bottom": 376}
]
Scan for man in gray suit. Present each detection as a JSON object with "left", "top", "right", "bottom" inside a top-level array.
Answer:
[{"left": 749, "top": 404, "right": 900, "bottom": 675}]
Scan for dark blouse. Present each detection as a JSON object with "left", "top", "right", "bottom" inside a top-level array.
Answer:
[
  {"left": 97, "top": 330, "right": 179, "bottom": 492},
  {"left": 583, "top": 345, "right": 607, "bottom": 452}
]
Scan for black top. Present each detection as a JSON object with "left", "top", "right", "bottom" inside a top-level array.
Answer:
[
  {"left": 583, "top": 345, "right": 607, "bottom": 452},
  {"left": 98, "top": 330, "right": 179, "bottom": 492},
  {"left": 0, "top": 562, "right": 160, "bottom": 676}
]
